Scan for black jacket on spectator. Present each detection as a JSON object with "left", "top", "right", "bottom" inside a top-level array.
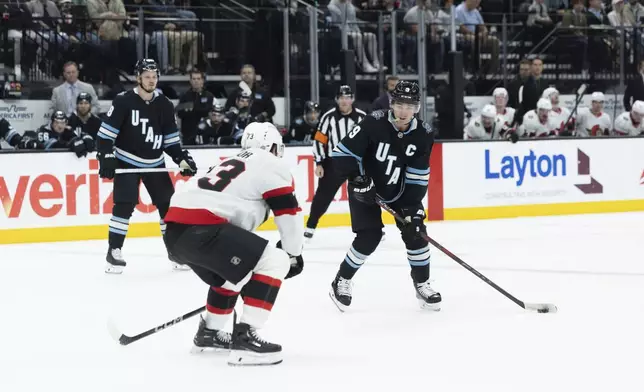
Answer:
[
  {"left": 372, "top": 93, "right": 391, "bottom": 112},
  {"left": 68, "top": 113, "right": 101, "bottom": 140},
  {"left": 624, "top": 76, "right": 644, "bottom": 111},
  {"left": 508, "top": 76, "right": 527, "bottom": 109},
  {"left": 196, "top": 118, "right": 235, "bottom": 145},
  {"left": 224, "top": 85, "right": 276, "bottom": 123},
  {"left": 515, "top": 76, "right": 548, "bottom": 124},
  {"left": 177, "top": 89, "right": 215, "bottom": 145},
  {"left": 284, "top": 116, "right": 316, "bottom": 143}
]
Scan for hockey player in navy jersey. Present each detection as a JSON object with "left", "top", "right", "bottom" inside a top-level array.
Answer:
[
  {"left": 328, "top": 80, "right": 441, "bottom": 312},
  {"left": 96, "top": 58, "right": 198, "bottom": 274}
]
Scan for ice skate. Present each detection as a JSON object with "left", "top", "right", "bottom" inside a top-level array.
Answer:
[
  {"left": 415, "top": 280, "right": 442, "bottom": 311},
  {"left": 329, "top": 274, "right": 353, "bottom": 312},
  {"left": 190, "top": 316, "right": 232, "bottom": 354},
  {"left": 227, "top": 322, "right": 282, "bottom": 366},
  {"left": 105, "top": 248, "right": 126, "bottom": 274},
  {"left": 304, "top": 227, "right": 315, "bottom": 243}
]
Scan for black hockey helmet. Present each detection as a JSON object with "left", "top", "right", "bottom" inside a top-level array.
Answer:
[
  {"left": 390, "top": 81, "right": 420, "bottom": 105},
  {"left": 336, "top": 85, "right": 354, "bottom": 99},
  {"left": 304, "top": 101, "right": 320, "bottom": 115},
  {"left": 135, "top": 58, "right": 160, "bottom": 78},
  {"left": 237, "top": 90, "right": 252, "bottom": 102},
  {"left": 77, "top": 92, "right": 92, "bottom": 104},
  {"left": 51, "top": 110, "right": 67, "bottom": 123}
]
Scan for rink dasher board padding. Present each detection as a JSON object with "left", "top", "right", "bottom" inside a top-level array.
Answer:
[{"left": 1, "top": 138, "right": 644, "bottom": 244}]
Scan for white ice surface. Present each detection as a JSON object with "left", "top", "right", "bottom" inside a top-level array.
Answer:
[{"left": 1, "top": 212, "right": 644, "bottom": 392}]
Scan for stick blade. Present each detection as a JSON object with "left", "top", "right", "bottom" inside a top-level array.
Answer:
[
  {"left": 107, "top": 318, "right": 131, "bottom": 345},
  {"left": 524, "top": 303, "right": 558, "bottom": 314}
]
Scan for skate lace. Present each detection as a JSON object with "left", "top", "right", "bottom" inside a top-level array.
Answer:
[
  {"left": 416, "top": 281, "right": 437, "bottom": 297},
  {"left": 112, "top": 248, "right": 124, "bottom": 261},
  {"left": 337, "top": 278, "right": 353, "bottom": 296},
  {"left": 216, "top": 330, "right": 232, "bottom": 344},
  {"left": 249, "top": 328, "right": 270, "bottom": 345}
]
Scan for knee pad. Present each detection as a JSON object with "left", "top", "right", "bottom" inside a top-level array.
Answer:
[
  {"left": 112, "top": 203, "right": 136, "bottom": 219},
  {"left": 402, "top": 224, "right": 428, "bottom": 250},
  {"left": 353, "top": 229, "right": 383, "bottom": 256},
  {"left": 255, "top": 245, "right": 290, "bottom": 281}
]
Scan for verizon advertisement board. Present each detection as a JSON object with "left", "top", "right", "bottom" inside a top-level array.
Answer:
[{"left": 442, "top": 138, "right": 644, "bottom": 211}]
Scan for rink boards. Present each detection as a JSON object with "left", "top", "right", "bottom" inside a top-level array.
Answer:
[{"left": 1, "top": 137, "right": 643, "bottom": 244}]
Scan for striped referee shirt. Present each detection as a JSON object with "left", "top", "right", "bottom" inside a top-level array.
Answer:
[{"left": 313, "top": 106, "right": 366, "bottom": 163}]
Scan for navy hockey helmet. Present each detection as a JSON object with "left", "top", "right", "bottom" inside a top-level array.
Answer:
[
  {"left": 390, "top": 81, "right": 420, "bottom": 106},
  {"left": 304, "top": 101, "right": 320, "bottom": 115},
  {"left": 336, "top": 85, "right": 354, "bottom": 99},
  {"left": 135, "top": 58, "right": 160, "bottom": 78},
  {"left": 77, "top": 92, "right": 92, "bottom": 104},
  {"left": 51, "top": 110, "right": 67, "bottom": 123}
]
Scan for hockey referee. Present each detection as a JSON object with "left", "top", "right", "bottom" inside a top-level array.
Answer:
[
  {"left": 306, "top": 85, "right": 366, "bottom": 241},
  {"left": 97, "top": 58, "right": 198, "bottom": 274}
]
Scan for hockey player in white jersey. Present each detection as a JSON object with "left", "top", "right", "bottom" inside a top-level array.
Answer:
[
  {"left": 519, "top": 98, "right": 559, "bottom": 137},
  {"left": 163, "top": 122, "right": 304, "bottom": 366},
  {"left": 542, "top": 87, "right": 573, "bottom": 133},
  {"left": 492, "top": 87, "right": 516, "bottom": 128},
  {"left": 614, "top": 100, "right": 644, "bottom": 136},
  {"left": 464, "top": 104, "right": 501, "bottom": 139},
  {"left": 575, "top": 92, "right": 612, "bottom": 137}
]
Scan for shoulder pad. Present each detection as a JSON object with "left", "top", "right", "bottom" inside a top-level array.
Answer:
[
  {"left": 295, "top": 118, "right": 303, "bottom": 125},
  {"left": 370, "top": 110, "right": 385, "bottom": 120}
]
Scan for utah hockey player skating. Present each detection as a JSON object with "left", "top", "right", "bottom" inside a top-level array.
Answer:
[
  {"left": 328, "top": 80, "right": 441, "bottom": 312},
  {"left": 164, "top": 122, "right": 304, "bottom": 366},
  {"left": 97, "top": 59, "right": 198, "bottom": 274}
]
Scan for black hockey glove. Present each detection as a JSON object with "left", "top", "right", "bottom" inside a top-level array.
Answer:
[
  {"left": 97, "top": 152, "right": 118, "bottom": 179},
  {"left": 18, "top": 136, "right": 38, "bottom": 149},
  {"left": 508, "top": 131, "right": 519, "bottom": 144},
  {"left": 276, "top": 240, "right": 304, "bottom": 279},
  {"left": 173, "top": 150, "right": 197, "bottom": 177},
  {"left": 399, "top": 206, "right": 426, "bottom": 240},
  {"left": 71, "top": 137, "right": 88, "bottom": 158},
  {"left": 349, "top": 175, "right": 376, "bottom": 205},
  {"left": 83, "top": 134, "right": 95, "bottom": 152}
]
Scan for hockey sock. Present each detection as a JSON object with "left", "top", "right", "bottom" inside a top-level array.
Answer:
[
  {"left": 338, "top": 230, "right": 382, "bottom": 280},
  {"left": 240, "top": 274, "right": 282, "bottom": 329},
  {"left": 408, "top": 244, "right": 431, "bottom": 283},
  {"left": 159, "top": 219, "right": 166, "bottom": 236},
  {"left": 108, "top": 203, "right": 135, "bottom": 249},
  {"left": 205, "top": 286, "right": 239, "bottom": 330}
]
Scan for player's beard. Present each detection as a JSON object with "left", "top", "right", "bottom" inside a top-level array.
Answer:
[{"left": 139, "top": 82, "right": 156, "bottom": 94}]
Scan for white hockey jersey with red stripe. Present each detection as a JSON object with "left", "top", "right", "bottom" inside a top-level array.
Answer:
[
  {"left": 613, "top": 111, "right": 644, "bottom": 136},
  {"left": 574, "top": 107, "right": 612, "bottom": 137},
  {"left": 549, "top": 107, "right": 573, "bottom": 131},
  {"left": 165, "top": 147, "right": 304, "bottom": 256}
]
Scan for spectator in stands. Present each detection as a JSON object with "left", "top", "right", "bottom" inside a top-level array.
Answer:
[
  {"left": 50, "top": 61, "right": 101, "bottom": 116},
  {"left": 328, "top": 0, "right": 383, "bottom": 73},
  {"left": 404, "top": 0, "right": 443, "bottom": 73},
  {"left": 454, "top": 0, "right": 499, "bottom": 73},
  {"left": 176, "top": 69, "right": 215, "bottom": 145},
  {"left": 561, "top": 0, "right": 588, "bottom": 72},
  {"left": 609, "top": 0, "right": 631, "bottom": 26},
  {"left": 86, "top": 0, "right": 127, "bottom": 41},
  {"left": 224, "top": 64, "right": 276, "bottom": 124},
  {"left": 527, "top": 0, "right": 553, "bottom": 42},
  {"left": 624, "top": 59, "right": 644, "bottom": 110},
  {"left": 623, "top": 0, "right": 644, "bottom": 25},
  {"left": 147, "top": 0, "right": 200, "bottom": 72},
  {"left": 372, "top": 75, "right": 399, "bottom": 111},
  {"left": 359, "top": 0, "right": 398, "bottom": 71},
  {"left": 586, "top": 0, "right": 612, "bottom": 73},
  {"left": 515, "top": 57, "right": 547, "bottom": 124},
  {"left": 124, "top": 0, "right": 173, "bottom": 74},
  {"left": 508, "top": 59, "right": 532, "bottom": 108},
  {"left": 25, "top": 0, "right": 72, "bottom": 74}
]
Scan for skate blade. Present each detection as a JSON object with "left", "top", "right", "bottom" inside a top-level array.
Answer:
[
  {"left": 328, "top": 289, "right": 348, "bottom": 313},
  {"left": 105, "top": 263, "right": 124, "bottom": 274},
  {"left": 418, "top": 299, "right": 441, "bottom": 312},
  {"left": 227, "top": 350, "right": 283, "bottom": 366},
  {"left": 172, "top": 262, "right": 191, "bottom": 271},
  {"left": 190, "top": 345, "right": 230, "bottom": 354}
]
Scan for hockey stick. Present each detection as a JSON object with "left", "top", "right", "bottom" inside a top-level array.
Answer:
[
  {"left": 559, "top": 83, "right": 587, "bottom": 135},
  {"left": 114, "top": 167, "right": 184, "bottom": 174},
  {"left": 377, "top": 200, "right": 558, "bottom": 314},
  {"left": 107, "top": 306, "right": 205, "bottom": 346}
]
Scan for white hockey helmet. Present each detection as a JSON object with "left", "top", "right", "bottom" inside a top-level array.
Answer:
[
  {"left": 481, "top": 104, "right": 496, "bottom": 127},
  {"left": 492, "top": 88, "right": 508, "bottom": 106},
  {"left": 537, "top": 98, "right": 553, "bottom": 111},
  {"left": 241, "top": 122, "right": 285, "bottom": 158},
  {"left": 591, "top": 92, "right": 605, "bottom": 102},
  {"left": 541, "top": 87, "right": 560, "bottom": 105}
]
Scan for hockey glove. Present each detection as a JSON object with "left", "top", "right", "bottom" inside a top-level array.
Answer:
[
  {"left": 71, "top": 137, "right": 88, "bottom": 158},
  {"left": 508, "top": 131, "right": 519, "bottom": 144},
  {"left": 276, "top": 240, "right": 304, "bottom": 279},
  {"left": 399, "top": 206, "right": 426, "bottom": 240},
  {"left": 97, "top": 152, "right": 118, "bottom": 179},
  {"left": 173, "top": 150, "right": 197, "bottom": 177},
  {"left": 82, "top": 134, "right": 95, "bottom": 152},
  {"left": 349, "top": 175, "right": 376, "bottom": 205},
  {"left": 18, "top": 136, "right": 38, "bottom": 149}
]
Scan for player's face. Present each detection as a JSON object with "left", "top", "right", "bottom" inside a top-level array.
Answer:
[
  {"left": 391, "top": 102, "right": 418, "bottom": 123},
  {"left": 138, "top": 71, "right": 158, "bottom": 93},
  {"left": 305, "top": 110, "right": 320, "bottom": 124},
  {"left": 538, "top": 108, "right": 549, "bottom": 122},
  {"left": 190, "top": 73, "right": 204, "bottom": 90},
  {"left": 241, "top": 66, "right": 255, "bottom": 84},
  {"left": 549, "top": 93, "right": 559, "bottom": 106},
  {"left": 237, "top": 97, "right": 250, "bottom": 108},
  {"left": 210, "top": 112, "right": 224, "bottom": 123},
  {"left": 337, "top": 96, "right": 354, "bottom": 111},
  {"left": 482, "top": 115, "right": 494, "bottom": 128},
  {"left": 52, "top": 119, "right": 67, "bottom": 133},
  {"left": 632, "top": 110, "right": 643, "bottom": 122},
  {"left": 76, "top": 101, "right": 90, "bottom": 116},
  {"left": 494, "top": 94, "right": 507, "bottom": 108},
  {"left": 591, "top": 101, "right": 603, "bottom": 113}
]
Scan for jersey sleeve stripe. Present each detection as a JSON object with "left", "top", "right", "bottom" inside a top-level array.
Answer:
[
  {"left": 98, "top": 126, "right": 118, "bottom": 140},
  {"left": 163, "top": 136, "right": 181, "bottom": 146},
  {"left": 405, "top": 173, "right": 429, "bottom": 181},
  {"left": 262, "top": 186, "right": 295, "bottom": 199},
  {"left": 101, "top": 122, "right": 120, "bottom": 134},
  {"left": 405, "top": 179, "right": 429, "bottom": 186},
  {"left": 164, "top": 131, "right": 180, "bottom": 140},
  {"left": 44, "top": 138, "right": 57, "bottom": 149},
  {"left": 333, "top": 142, "right": 362, "bottom": 161},
  {"left": 406, "top": 167, "right": 430, "bottom": 175},
  {"left": 164, "top": 206, "right": 229, "bottom": 225},
  {"left": 265, "top": 193, "right": 301, "bottom": 216}
]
